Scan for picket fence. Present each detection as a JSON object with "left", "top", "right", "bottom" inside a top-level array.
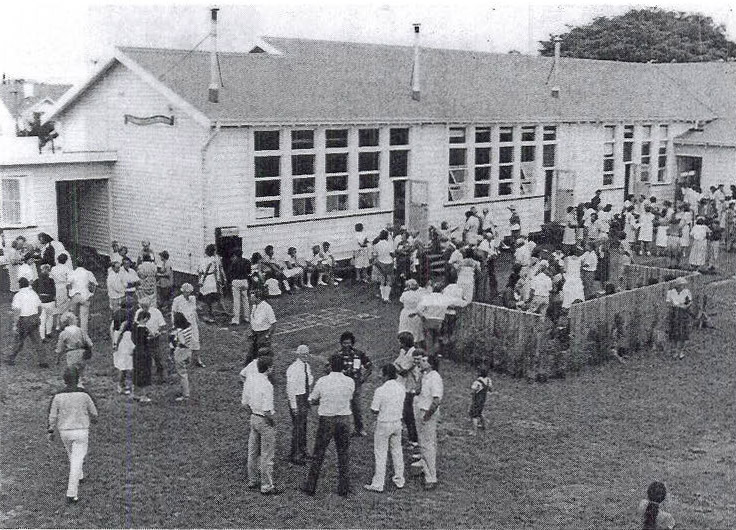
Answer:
[{"left": 455, "top": 264, "right": 706, "bottom": 379}]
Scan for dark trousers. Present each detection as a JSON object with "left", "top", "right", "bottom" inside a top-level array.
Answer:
[
  {"left": 148, "top": 335, "right": 166, "bottom": 380},
  {"left": 303, "top": 415, "right": 351, "bottom": 496},
  {"left": 350, "top": 383, "right": 364, "bottom": 433},
  {"left": 9, "top": 315, "right": 43, "bottom": 365},
  {"left": 403, "top": 393, "right": 418, "bottom": 443},
  {"left": 246, "top": 329, "right": 272, "bottom": 365},
  {"left": 289, "top": 394, "right": 309, "bottom": 462}
]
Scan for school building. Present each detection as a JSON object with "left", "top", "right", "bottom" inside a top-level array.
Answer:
[{"left": 2, "top": 33, "right": 734, "bottom": 273}]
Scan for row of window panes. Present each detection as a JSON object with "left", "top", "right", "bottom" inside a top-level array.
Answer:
[
  {"left": 603, "top": 124, "right": 670, "bottom": 185},
  {"left": 254, "top": 128, "right": 410, "bottom": 151},
  {"left": 1, "top": 178, "right": 21, "bottom": 225},
  {"left": 449, "top": 125, "right": 556, "bottom": 145}
]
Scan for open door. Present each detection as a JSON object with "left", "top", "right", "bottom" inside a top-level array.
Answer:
[
  {"left": 406, "top": 180, "right": 429, "bottom": 242},
  {"left": 56, "top": 181, "right": 80, "bottom": 262}
]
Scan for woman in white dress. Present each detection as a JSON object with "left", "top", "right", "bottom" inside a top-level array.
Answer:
[
  {"left": 455, "top": 246, "right": 481, "bottom": 303},
  {"left": 688, "top": 217, "right": 709, "bottom": 269},
  {"left": 562, "top": 207, "right": 578, "bottom": 253},
  {"left": 638, "top": 206, "right": 655, "bottom": 256},
  {"left": 354, "top": 223, "right": 370, "bottom": 283},
  {"left": 171, "top": 283, "right": 205, "bottom": 367},
  {"left": 197, "top": 244, "right": 222, "bottom": 323},
  {"left": 562, "top": 249, "right": 585, "bottom": 309},
  {"left": 398, "top": 279, "right": 425, "bottom": 346},
  {"left": 654, "top": 212, "right": 669, "bottom": 256}
]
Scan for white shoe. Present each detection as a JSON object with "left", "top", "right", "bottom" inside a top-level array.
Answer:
[
  {"left": 410, "top": 461, "right": 424, "bottom": 468},
  {"left": 363, "top": 484, "right": 383, "bottom": 493},
  {"left": 230, "top": 320, "right": 239, "bottom": 326},
  {"left": 137, "top": 396, "right": 152, "bottom": 403},
  {"left": 318, "top": 280, "right": 328, "bottom": 286},
  {"left": 306, "top": 284, "right": 314, "bottom": 289},
  {"left": 393, "top": 478, "right": 405, "bottom": 489}
]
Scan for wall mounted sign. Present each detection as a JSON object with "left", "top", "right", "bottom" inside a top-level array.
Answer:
[{"left": 124, "top": 114, "right": 175, "bottom": 126}]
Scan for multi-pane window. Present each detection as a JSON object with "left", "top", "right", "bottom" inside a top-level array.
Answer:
[
  {"left": 448, "top": 127, "right": 468, "bottom": 201},
  {"left": 292, "top": 154, "right": 315, "bottom": 216},
  {"left": 603, "top": 125, "right": 615, "bottom": 186},
  {"left": 389, "top": 127, "right": 410, "bottom": 179},
  {"left": 325, "top": 129, "right": 348, "bottom": 149},
  {"left": 657, "top": 125, "right": 669, "bottom": 182},
  {"left": 623, "top": 124, "right": 634, "bottom": 163},
  {"left": 520, "top": 126, "right": 536, "bottom": 195},
  {"left": 325, "top": 153, "right": 349, "bottom": 212},
  {"left": 254, "top": 130, "right": 279, "bottom": 151},
  {"left": 358, "top": 151, "right": 380, "bottom": 209},
  {"left": 359, "top": 128, "right": 379, "bottom": 147},
  {"left": 474, "top": 127, "right": 492, "bottom": 198},
  {"left": 0, "top": 178, "right": 21, "bottom": 225},
  {"left": 498, "top": 127, "right": 515, "bottom": 196},
  {"left": 390, "top": 128, "right": 409, "bottom": 146},
  {"left": 291, "top": 130, "right": 314, "bottom": 150}
]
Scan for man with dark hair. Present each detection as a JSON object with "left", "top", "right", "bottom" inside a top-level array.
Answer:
[
  {"left": 337, "top": 331, "right": 372, "bottom": 437},
  {"left": 246, "top": 356, "right": 280, "bottom": 495},
  {"left": 394, "top": 332, "right": 419, "bottom": 448},
  {"left": 7, "top": 277, "right": 44, "bottom": 366},
  {"left": 364, "top": 363, "right": 405, "bottom": 493},
  {"left": 228, "top": 249, "right": 251, "bottom": 326},
  {"left": 247, "top": 290, "right": 276, "bottom": 366},
  {"left": 411, "top": 350, "right": 444, "bottom": 490},
  {"left": 301, "top": 353, "right": 355, "bottom": 497}
]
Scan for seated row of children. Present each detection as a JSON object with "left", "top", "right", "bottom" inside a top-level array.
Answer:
[{"left": 250, "top": 241, "right": 340, "bottom": 296}]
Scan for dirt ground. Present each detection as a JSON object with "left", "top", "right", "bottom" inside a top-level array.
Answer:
[{"left": 0, "top": 254, "right": 734, "bottom": 528}]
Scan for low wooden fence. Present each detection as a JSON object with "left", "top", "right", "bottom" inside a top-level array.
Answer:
[
  {"left": 454, "top": 302, "right": 546, "bottom": 378},
  {"left": 567, "top": 265, "right": 706, "bottom": 370},
  {"left": 455, "top": 264, "right": 706, "bottom": 379}
]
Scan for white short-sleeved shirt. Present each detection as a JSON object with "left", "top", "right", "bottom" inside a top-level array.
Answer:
[
  {"left": 666, "top": 287, "right": 691, "bottom": 308},
  {"left": 374, "top": 239, "right": 393, "bottom": 264},
  {"left": 370, "top": 379, "right": 405, "bottom": 422},
  {"left": 286, "top": 358, "right": 314, "bottom": 409},
  {"left": 250, "top": 301, "right": 276, "bottom": 332},
  {"left": 68, "top": 267, "right": 98, "bottom": 300},
  {"left": 12, "top": 287, "right": 42, "bottom": 316},
  {"left": 636, "top": 500, "right": 675, "bottom": 529},
  {"left": 240, "top": 360, "right": 260, "bottom": 406},
  {"left": 248, "top": 372, "right": 275, "bottom": 415},
  {"left": 309, "top": 372, "right": 355, "bottom": 416},
  {"left": 530, "top": 273, "right": 552, "bottom": 298},
  {"left": 118, "top": 268, "right": 139, "bottom": 293},
  {"left": 416, "top": 370, "right": 443, "bottom": 411}
]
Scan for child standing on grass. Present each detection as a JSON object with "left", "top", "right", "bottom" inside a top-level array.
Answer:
[
  {"left": 637, "top": 481, "right": 675, "bottom": 529},
  {"left": 171, "top": 312, "right": 193, "bottom": 402},
  {"left": 469, "top": 367, "right": 492, "bottom": 434},
  {"left": 112, "top": 314, "right": 134, "bottom": 395}
]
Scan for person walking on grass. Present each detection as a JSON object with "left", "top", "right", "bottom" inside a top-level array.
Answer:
[
  {"left": 171, "top": 283, "right": 205, "bottom": 368},
  {"left": 156, "top": 250, "right": 174, "bottom": 310},
  {"left": 301, "top": 354, "right": 355, "bottom": 497},
  {"left": 638, "top": 481, "right": 675, "bottom": 530},
  {"left": 411, "top": 351, "right": 443, "bottom": 491},
  {"left": 666, "top": 276, "right": 692, "bottom": 360},
  {"left": 131, "top": 310, "right": 153, "bottom": 403},
  {"left": 33, "top": 263, "right": 56, "bottom": 342},
  {"left": 135, "top": 300, "right": 168, "bottom": 384},
  {"left": 67, "top": 257, "right": 98, "bottom": 336},
  {"left": 246, "top": 356, "right": 282, "bottom": 495},
  {"left": 229, "top": 249, "right": 251, "bottom": 326},
  {"left": 7, "top": 277, "right": 45, "bottom": 367},
  {"left": 55, "top": 312, "right": 93, "bottom": 388},
  {"left": 286, "top": 345, "right": 314, "bottom": 466},
  {"left": 364, "top": 363, "right": 406, "bottom": 493},
  {"left": 47, "top": 367, "right": 98, "bottom": 505}
]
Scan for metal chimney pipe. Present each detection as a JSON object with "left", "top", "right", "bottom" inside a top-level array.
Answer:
[
  {"left": 209, "top": 7, "right": 220, "bottom": 103},
  {"left": 411, "top": 23, "right": 421, "bottom": 101},
  {"left": 551, "top": 36, "right": 561, "bottom": 98}
]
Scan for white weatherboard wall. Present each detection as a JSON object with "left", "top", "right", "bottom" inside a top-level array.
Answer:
[
  {"left": 58, "top": 63, "right": 209, "bottom": 273},
  {"left": 414, "top": 124, "right": 544, "bottom": 238},
  {"left": 675, "top": 144, "right": 736, "bottom": 192},
  {"left": 0, "top": 162, "right": 112, "bottom": 248}
]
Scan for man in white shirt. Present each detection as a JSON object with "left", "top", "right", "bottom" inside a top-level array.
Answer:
[
  {"left": 240, "top": 357, "right": 261, "bottom": 409},
  {"left": 301, "top": 354, "right": 355, "bottom": 497},
  {"left": 106, "top": 262, "right": 126, "bottom": 311},
  {"left": 285, "top": 344, "right": 314, "bottom": 465},
  {"left": 393, "top": 332, "right": 420, "bottom": 448},
  {"left": 411, "top": 351, "right": 444, "bottom": 490},
  {"left": 480, "top": 207, "right": 496, "bottom": 235},
  {"left": 364, "top": 363, "right": 406, "bottom": 493},
  {"left": 135, "top": 300, "right": 168, "bottom": 383},
  {"left": 247, "top": 290, "right": 277, "bottom": 365},
  {"left": 67, "top": 257, "right": 98, "bottom": 336},
  {"left": 118, "top": 260, "right": 139, "bottom": 304},
  {"left": 7, "top": 277, "right": 45, "bottom": 367},
  {"left": 246, "top": 356, "right": 281, "bottom": 495}
]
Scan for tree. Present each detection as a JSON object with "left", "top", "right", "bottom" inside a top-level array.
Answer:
[{"left": 539, "top": 8, "right": 736, "bottom": 62}]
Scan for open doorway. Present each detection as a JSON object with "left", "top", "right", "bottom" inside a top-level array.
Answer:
[
  {"left": 56, "top": 179, "right": 109, "bottom": 261},
  {"left": 393, "top": 180, "right": 406, "bottom": 228}
]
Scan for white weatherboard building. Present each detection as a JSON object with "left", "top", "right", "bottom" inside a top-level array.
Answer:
[{"left": 4, "top": 35, "right": 735, "bottom": 274}]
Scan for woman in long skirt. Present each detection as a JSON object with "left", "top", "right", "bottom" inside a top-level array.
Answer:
[
  {"left": 456, "top": 247, "right": 481, "bottom": 303},
  {"left": 688, "top": 218, "right": 709, "bottom": 269},
  {"left": 667, "top": 277, "right": 692, "bottom": 359},
  {"left": 562, "top": 207, "right": 578, "bottom": 254},
  {"left": 562, "top": 249, "right": 585, "bottom": 309}
]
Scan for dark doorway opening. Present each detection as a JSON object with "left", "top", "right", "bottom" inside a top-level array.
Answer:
[
  {"left": 56, "top": 181, "right": 80, "bottom": 262},
  {"left": 393, "top": 180, "right": 406, "bottom": 228},
  {"left": 544, "top": 169, "right": 554, "bottom": 223}
]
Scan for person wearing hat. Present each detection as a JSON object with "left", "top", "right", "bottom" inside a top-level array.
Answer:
[
  {"left": 286, "top": 345, "right": 314, "bottom": 465},
  {"left": 171, "top": 283, "right": 205, "bottom": 368},
  {"left": 666, "top": 276, "right": 692, "bottom": 359}
]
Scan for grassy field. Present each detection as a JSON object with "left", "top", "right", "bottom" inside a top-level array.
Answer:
[{"left": 0, "top": 264, "right": 734, "bottom": 528}]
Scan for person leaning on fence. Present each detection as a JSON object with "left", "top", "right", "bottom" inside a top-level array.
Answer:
[
  {"left": 666, "top": 277, "right": 692, "bottom": 360},
  {"left": 47, "top": 366, "right": 98, "bottom": 505}
]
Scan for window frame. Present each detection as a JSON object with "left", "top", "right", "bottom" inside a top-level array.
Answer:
[{"left": 0, "top": 177, "right": 24, "bottom": 227}]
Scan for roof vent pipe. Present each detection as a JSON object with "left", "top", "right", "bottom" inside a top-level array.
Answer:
[
  {"left": 208, "top": 7, "right": 220, "bottom": 103},
  {"left": 411, "top": 23, "right": 421, "bottom": 102},
  {"left": 551, "top": 36, "right": 561, "bottom": 99}
]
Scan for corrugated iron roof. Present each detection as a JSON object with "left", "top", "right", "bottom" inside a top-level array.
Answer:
[{"left": 117, "top": 37, "right": 716, "bottom": 125}]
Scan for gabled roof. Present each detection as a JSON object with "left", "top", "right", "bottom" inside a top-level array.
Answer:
[
  {"left": 51, "top": 36, "right": 719, "bottom": 128},
  {"left": 656, "top": 62, "right": 736, "bottom": 118},
  {"left": 675, "top": 117, "right": 736, "bottom": 147},
  {"left": 0, "top": 81, "right": 72, "bottom": 120},
  {"left": 117, "top": 37, "right": 715, "bottom": 125}
]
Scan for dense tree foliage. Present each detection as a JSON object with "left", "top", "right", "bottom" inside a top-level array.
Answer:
[{"left": 539, "top": 8, "right": 736, "bottom": 62}]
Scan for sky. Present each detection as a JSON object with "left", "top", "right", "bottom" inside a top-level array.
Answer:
[{"left": 2, "top": 0, "right": 736, "bottom": 84}]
